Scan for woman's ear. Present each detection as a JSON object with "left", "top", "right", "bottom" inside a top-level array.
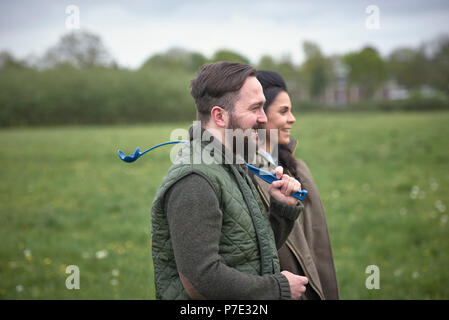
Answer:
[{"left": 210, "top": 106, "right": 229, "bottom": 128}]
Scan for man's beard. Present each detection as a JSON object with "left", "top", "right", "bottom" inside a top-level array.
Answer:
[{"left": 226, "top": 111, "right": 263, "bottom": 164}]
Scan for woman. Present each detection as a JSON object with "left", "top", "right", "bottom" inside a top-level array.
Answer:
[{"left": 255, "top": 70, "right": 339, "bottom": 300}]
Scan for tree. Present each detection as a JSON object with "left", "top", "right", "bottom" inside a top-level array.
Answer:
[
  {"left": 429, "top": 35, "right": 449, "bottom": 95},
  {"left": 0, "top": 51, "right": 28, "bottom": 69},
  {"left": 388, "top": 35, "right": 449, "bottom": 96},
  {"left": 257, "top": 55, "right": 277, "bottom": 71},
  {"left": 140, "top": 47, "right": 207, "bottom": 72},
  {"left": 300, "top": 41, "right": 331, "bottom": 99},
  {"left": 344, "top": 46, "right": 388, "bottom": 99},
  {"left": 188, "top": 52, "right": 208, "bottom": 71},
  {"left": 258, "top": 54, "right": 298, "bottom": 79},
  {"left": 41, "top": 30, "right": 114, "bottom": 68},
  {"left": 388, "top": 47, "right": 429, "bottom": 90},
  {"left": 210, "top": 49, "right": 250, "bottom": 64},
  {"left": 277, "top": 54, "right": 298, "bottom": 80}
]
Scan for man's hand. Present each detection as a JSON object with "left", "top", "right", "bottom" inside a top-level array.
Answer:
[
  {"left": 281, "top": 270, "right": 308, "bottom": 300},
  {"left": 269, "top": 166, "right": 302, "bottom": 206}
]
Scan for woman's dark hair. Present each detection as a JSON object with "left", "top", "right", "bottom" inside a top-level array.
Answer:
[
  {"left": 256, "top": 70, "right": 299, "bottom": 180},
  {"left": 256, "top": 70, "right": 288, "bottom": 112}
]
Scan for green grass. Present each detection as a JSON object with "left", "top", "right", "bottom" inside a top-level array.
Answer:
[{"left": 0, "top": 111, "right": 448, "bottom": 299}]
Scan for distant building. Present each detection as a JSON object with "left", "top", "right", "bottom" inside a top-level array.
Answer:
[
  {"left": 373, "top": 80, "right": 409, "bottom": 101},
  {"left": 324, "top": 64, "right": 410, "bottom": 106}
]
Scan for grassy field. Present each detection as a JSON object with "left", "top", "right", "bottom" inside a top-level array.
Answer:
[{"left": 0, "top": 111, "right": 448, "bottom": 299}]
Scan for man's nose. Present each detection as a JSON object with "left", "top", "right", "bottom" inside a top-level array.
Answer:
[{"left": 258, "top": 108, "right": 267, "bottom": 123}]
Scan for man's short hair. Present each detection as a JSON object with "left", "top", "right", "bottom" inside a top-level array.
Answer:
[{"left": 190, "top": 61, "right": 256, "bottom": 124}]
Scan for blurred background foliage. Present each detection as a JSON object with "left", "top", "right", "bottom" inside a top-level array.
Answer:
[{"left": 1, "top": 30, "right": 448, "bottom": 127}]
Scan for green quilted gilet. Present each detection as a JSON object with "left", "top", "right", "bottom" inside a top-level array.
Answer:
[{"left": 150, "top": 138, "right": 280, "bottom": 300}]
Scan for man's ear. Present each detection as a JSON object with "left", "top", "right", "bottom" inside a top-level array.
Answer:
[{"left": 210, "top": 106, "right": 229, "bottom": 128}]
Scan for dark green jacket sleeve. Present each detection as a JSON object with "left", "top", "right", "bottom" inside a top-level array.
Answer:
[{"left": 164, "top": 173, "right": 291, "bottom": 300}]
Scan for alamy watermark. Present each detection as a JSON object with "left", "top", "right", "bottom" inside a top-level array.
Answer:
[
  {"left": 65, "top": 265, "right": 80, "bottom": 290},
  {"left": 65, "top": 5, "right": 80, "bottom": 30},
  {"left": 365, "top": 265, "right": 380, "bottom": 289},
  {"left": 365, "top": 5, "right": 380, "bottom": 30}
]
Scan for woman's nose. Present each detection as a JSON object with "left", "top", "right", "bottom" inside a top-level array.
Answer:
[{"left": 288, "top": 112, "right": 296, "bottom": 123}]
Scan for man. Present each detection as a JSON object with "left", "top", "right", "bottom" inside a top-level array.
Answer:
[{"left": 151, "top": 62, "right": 308, "bottom": 299}]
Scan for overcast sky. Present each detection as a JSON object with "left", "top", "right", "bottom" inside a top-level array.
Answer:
[{"left": 1, "top": 0, "right": 449, "bottom": 68}]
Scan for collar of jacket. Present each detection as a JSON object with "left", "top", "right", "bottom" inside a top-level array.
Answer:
[
  {"left": 256, "top": 137, "right": 298, "bottom": 172},
  {"left": 259, "top": 138, "right": 298, "bottom": 169},
  {"left": 285, "top": 137, "right": 298, "bottom": 155}
]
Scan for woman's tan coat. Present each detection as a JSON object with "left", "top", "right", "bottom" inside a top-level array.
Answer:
[{"left": 253, "top": 139, "right": 339, "bottom": 300}]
